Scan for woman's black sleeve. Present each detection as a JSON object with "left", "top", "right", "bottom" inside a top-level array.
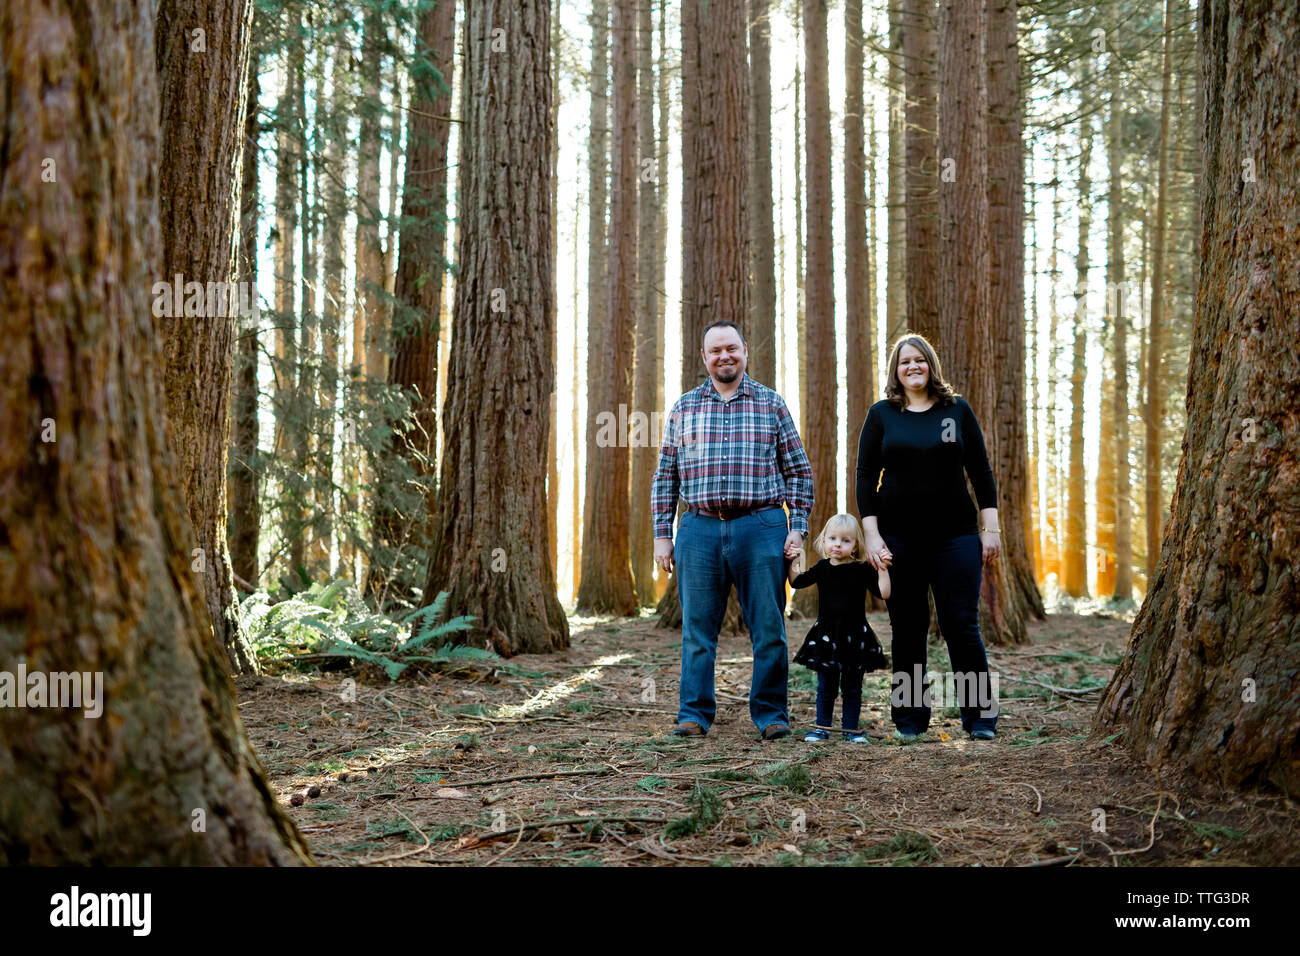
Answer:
[
  {"left": 861, "top": 563, "right": 883, "bottom": 599},
  {"left": 855, "top": 405, "right": 885, "bottom": 518},
  {"left": 961, "top": 399, "right": 998, "bottom": 510}
]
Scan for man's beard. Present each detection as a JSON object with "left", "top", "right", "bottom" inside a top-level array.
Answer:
[{"left": 714, "top": 363, "right": 741, "bottom": 381}]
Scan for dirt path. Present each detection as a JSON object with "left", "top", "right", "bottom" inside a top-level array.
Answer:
[{"left": 241, "top": 611, "right": 1299, "bottom": 866}]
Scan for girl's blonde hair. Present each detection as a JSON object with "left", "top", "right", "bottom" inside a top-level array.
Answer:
[{"left": 812, "top": 513, "right": 869, "bottom": 562}]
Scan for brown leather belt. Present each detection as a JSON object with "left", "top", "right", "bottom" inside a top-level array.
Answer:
[{"left": 690, "top": 505, "right": 775, "bottom": 522}]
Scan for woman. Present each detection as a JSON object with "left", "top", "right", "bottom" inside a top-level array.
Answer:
[{"left": 856, "top": 334, "right": 1001, "bottom": 740}]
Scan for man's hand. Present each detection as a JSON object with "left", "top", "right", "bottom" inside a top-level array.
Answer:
[
  {"left": 654, "top": 537, "right": 675, "bottom": 575},
  {"left": 783, "top": 530, "right": 804, "bottom": 560}
]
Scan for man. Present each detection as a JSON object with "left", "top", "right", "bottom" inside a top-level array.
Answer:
[{"left": 651, "top": 321, "right": 815, "bottom": 740}]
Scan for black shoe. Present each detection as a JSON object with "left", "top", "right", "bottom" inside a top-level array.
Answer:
[
  {"left": 970, "top": 728, "right": 996, "bottom": 740},
  {"left": 760, "top": 723, "right": 791, "bottom": 741},
  {"left": 672, "top": 721, "right": 707, "bottom": 737}
]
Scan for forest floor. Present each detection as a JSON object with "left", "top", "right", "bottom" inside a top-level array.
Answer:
[{"left": 242, "top": 608, "right": 1300, "bottom": 867}]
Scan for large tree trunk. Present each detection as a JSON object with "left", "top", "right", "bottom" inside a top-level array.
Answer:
[
  {"left": 631, "top": 0, "right": 660, "bottom": 605},
  {"left": 885, "top": 6, "right": 908, "bottom": 349},
  {"left": 1104, "top": 46, "right": 1129, "bottom": 601},
  {"left": 1063, "top": 69, "right": 1093, "bottom": 599},
  {"left": 1093, "top": 0, "right": 1300, "bottom": 792},
  {"left": 229, "top": 53, "right": 262, "bottom": 593},
  {"left": 549, "top": 1, "right": 563, "bottom": 579},
  {"left": 845, "top": 0, "right": 872, "bottom": 516},
  {"left": 273, "top": 12, "right": 300, "bottom": 573},
  {"left": 747, "top": 0, "right": 776, "bottom": 387},
  {"left": 985, "top": 0, "right": 1041, "bottom": 634},
  {"left": 156, "top": 0, "right": 258, "bottom": 673},
  {"left": 792, "top": 0, "right": 835, "bottom": 620},
  {"left": 317, "top": 42, "right": 350, "bottom": 581},
  {"left": 1144, "top": 0, "right": 1175, "bottom": 580},
  {"left": 656, "top": 0, "right": 750, "bottom": 634},
  {"left": 422, "top": 0, "right": 568, "bottom": 656},
  {"left": 938, "top": 0, "right": 1023, "bottom": 645},
  {"left": 376, "top": 0, "right": 455, "bottom": 600},
  {"left": 0, "top": 0, "right": 309, "bottom": 865},
  {"left": 294, "top": 44, "right": 317, "bottom": 577},
  {"left": 578, "top": 0, "right": 639, "bottom": 615},
  {"left": 904, "top": 0, "right": 940, "bottom": 344}
]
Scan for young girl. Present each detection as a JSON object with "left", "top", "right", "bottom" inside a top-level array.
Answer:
[{"left": 788, "top": 513, "right": 891, "bottom": 743}]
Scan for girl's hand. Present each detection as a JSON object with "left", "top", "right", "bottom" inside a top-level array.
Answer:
[{"left": 980, "top": 530, "right": 1002, "bottom": 566}]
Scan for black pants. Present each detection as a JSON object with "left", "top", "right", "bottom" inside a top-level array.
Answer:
[
  {"left": 815, "top": 665, "right": 865, "bottom": 731},
  {"left": 882, "top": 531, "right": 998, "bottom": 734}
]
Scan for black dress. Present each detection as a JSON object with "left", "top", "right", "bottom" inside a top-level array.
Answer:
[{"left": 790, "top": 558, "right": 887, "bottom": 673}]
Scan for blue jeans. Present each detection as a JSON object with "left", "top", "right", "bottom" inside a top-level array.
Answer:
[
  {"left": 883, "top": 532, "right": 999, "bottom": 735},
  {"left": 816, "top": 666, "right": 865, "bottom": 731},
  {"left": 674, "top": 507, "right": 790, "bottom": 732}
]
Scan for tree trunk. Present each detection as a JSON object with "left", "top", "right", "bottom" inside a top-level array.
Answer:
[
  {"left": 748, "top": 0, "right": 776, "bottom": 387},
  {"left": 377, "top": 0, "right": 455, "bottom": 599},
  {"left": 229, "top": 52, "right": 262, "bottom": 593},
  {"left": 1145, "top": 0, "right": 1174, "bottom": 581},
  {"left": 156, "top": 0, "right": 259, "bottom": 672},
  {"left": 549, "top": 0, "right": 562, "bottom": 579},
  {"left": 1106, "top": 48, "right": 1130, "bottom": 601},
  {"left": 886, "top": 6, "right": 908, "bottom": 349},
  {"left": 293, "top": 43, "right": 316, "bottom": 577},
  {"left": 904, "top": 0, "right": 940, "bottom": 344},
  {"left": 656, "top": 0, "right": 750, "bottom": 634},
  {"left": 578, "top": 0, "right": 639, "bottom": 616},
  {"left": 1093, "top": 0, "right": 1300, "bottom": 792},
  {"left": 422, "top": 0, "right": 568, "bottom": 656},
  {"left": 631, "top": 0, "right": 660, "bottom": 605},
  {"left": 317, "top": 42, "right": 350, "bottom": 581},
  {"left": 845, "top": 0, "right": 871, "bottom": 515},
  {"left": 793, "top": 0, "right": 806, "bottom": 436},
  {"left": 274, "top": 11, "right": 301, "bottom": 574},
  {"left": 1043, "top": 143, "right": 1063, "bottom": 585},
  {"left": 985, "top": 0, "right": 1040, "bottom": 635},
  {"left": 791, "top": 0, "right": 835, "bottom": 620},
  {"left": 1063, "top": 70, "right": 1093, "bottom": 599},
  {"left": 0, "top": 0, "right": 309, "bottom": 865}
]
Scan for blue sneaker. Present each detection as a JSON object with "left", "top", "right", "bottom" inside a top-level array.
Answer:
[
  {"left": 843, "top": 732, "right": 870, "bottom": 744},
  {"left": 804, "top": 730, "right": 830, "bottom": 742},
  {"left": 970, "top": 728, "right": 996, "bottom": 740},
  {"left": 892, "top": 729, "right": 921, "bottom": 743}
]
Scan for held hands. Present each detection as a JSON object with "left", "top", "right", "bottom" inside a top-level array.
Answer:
[
  {"left": 863, "top": 532, "right": 893, "bottom": 571},
  {"left": 783, "top": 530, "right": 804, "bottom": 560}
]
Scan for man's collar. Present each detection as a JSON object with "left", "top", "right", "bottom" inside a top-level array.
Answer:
[{"left": 703, "top": 373, "right": 755, "bottom": 401}]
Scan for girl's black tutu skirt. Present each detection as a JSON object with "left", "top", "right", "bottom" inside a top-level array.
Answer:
[{"left": 793, "top": 617, "right": 888, "bottom": 673}]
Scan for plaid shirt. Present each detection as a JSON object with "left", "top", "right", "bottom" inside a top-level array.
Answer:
[{"left": 651, "top": 373, "right": 815, "bottom": 537}]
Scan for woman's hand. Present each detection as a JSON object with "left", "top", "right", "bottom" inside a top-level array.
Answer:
[
  {"left": 979, "top": 508, "right": 1001, "bottom": 565},
  {"left": 979, "top": 530, "right": 1002, "bottom": 565}
]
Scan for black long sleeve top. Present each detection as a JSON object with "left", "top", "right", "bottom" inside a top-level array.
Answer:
[{"left": 855, "top": 396, "right": 998, "bottom": 540}]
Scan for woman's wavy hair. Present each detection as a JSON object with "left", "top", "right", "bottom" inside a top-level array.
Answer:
[{"left": 883, "top": 333, "right": 958, "bottom": 410}]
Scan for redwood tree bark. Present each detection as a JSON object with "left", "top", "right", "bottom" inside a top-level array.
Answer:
[
  {"left": 229, "top": 53, "right": 262, "bottom": 591},
  {"left": 156, "top": 0, "right": 258, "bottom": 673},
  {"left": 904, "top": 0, "right": 940, "bottom": 344},
  {"left": 0, "top": 0, "right": 309, "bottom": 864},
  {"left": 986, "top": 0, "right": 1042, "bottom": 631},
  {"left": 422, "top": 0, "right": 568, "bottom": 656},
  {"left": 630, "top": 0, "right": 661, "bottom": 605},
  {"left": 845, "top": 0, "right": 872, "bottom": 517},
  {"left": 747, "top": 0, "right": 777, "bottom": 387},
  {"left": 376, "top": 0, "right": 455, "bottom": 598},
  {"left": 1093, "top": 0, "right": 1300, "bottom": 792},
  {"left": 577, "top": 0, "right": 639, "bottom": 615}
]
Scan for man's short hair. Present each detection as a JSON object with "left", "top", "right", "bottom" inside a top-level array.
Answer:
[{"left": 701, "top": 320, "right": 746, "bottom": 349}]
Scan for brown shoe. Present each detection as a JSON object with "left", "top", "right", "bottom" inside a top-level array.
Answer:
[
  {"left": 672, "top": 720, "right": 707, "bottom": 737},
  {"left": 760, "top": 723, "right": 791, "bottom": 741}
]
